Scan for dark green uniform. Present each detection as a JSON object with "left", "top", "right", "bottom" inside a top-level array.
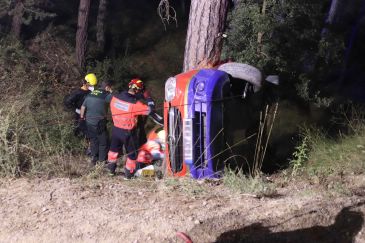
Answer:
[{"left": 82, "top": 89, "right": 112, "bottom": 163}]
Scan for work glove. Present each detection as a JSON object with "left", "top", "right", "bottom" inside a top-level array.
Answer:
[
  {"left": 143, "top": 90, "right": 156, "bottom": 110},
  {"left": 150, "top": 111, "right": 164, "bottom": 126},
  {"left": 146, "top": 98, "right": 155, "bottom": 110}
]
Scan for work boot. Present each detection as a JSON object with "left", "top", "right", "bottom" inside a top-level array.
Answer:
[
  {"left": 90, "top": 156, "right": 98, "bottom": 166},
  {"left": 106, "top": 163, "right": 117, "bottom": 176},
  {"left": 85, "top": 147, "right": 92, "bottom": 157},
  {"left": 124, "top": 168, "right": 134, "bottom": 180}
]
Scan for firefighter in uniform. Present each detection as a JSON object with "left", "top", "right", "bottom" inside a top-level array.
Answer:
[
  {"left": 134, "top": 81, "right": 163, "bottom": 147},
  {"left": 106, "top": 79, "right": 152, "bottom": 178}
]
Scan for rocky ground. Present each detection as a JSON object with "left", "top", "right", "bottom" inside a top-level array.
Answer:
[{"left": 0, "top": 174, "right": 365, "bottom": 243}]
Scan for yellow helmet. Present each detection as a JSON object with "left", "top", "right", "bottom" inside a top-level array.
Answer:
[{"left": 84, "top": 73, "right": 98, "bottom": 86}]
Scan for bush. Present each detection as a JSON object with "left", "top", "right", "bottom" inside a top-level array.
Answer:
[
  {"left": 0, "top": 88, "right": 85, "bottom": 177},
  {"left": 0, "top": 34, "right": 86, "bottom": 177},
  {"left": 0, "top": 37, "right": 31, "bottom": 94},
  {"left": 223, "top": 1, "right": 343, "bottom": 104},
  {"left": 290, "top": 134, "right": 309, "bottom": 176},
  {"left": 86, "top": 57, "right": 133, "bottom": 91}
]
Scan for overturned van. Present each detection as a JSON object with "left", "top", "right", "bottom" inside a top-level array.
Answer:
[{"left": 163, "top": 63, "right": 277, "bottom": 179}]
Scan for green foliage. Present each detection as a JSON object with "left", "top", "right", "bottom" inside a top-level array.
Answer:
[
  {"left": 223, "top": 0, "right": 344, "bottom": 105},
  {"left": 84, "top": 163, "right": 107, "bottom": 180},
  {"left": 163, "top": 177, "right": 206, "bottom": 196},
  {"left": 0, "top": 34, "right": 84, "bottom": 177},
  {"left": 0, "top": 37, "right": 31, "bottom": 92},
  {"left": 295, "top": 117, "right": 365, "bottom": 178},
  {"left": 0, "top": 104, "right": 21, "bottom": 176},
  {"left": 6, "top": 0, "right": 56, "bottom": 25},
  {"left": 306, "top": 130, "right": 365, "bottom": 177},
  {"left": 295, "top": 75, "right": 334, "bottom": 107},
  {"left": 287, "top": 104, "right": 365, "bottom": 180},
  {"left": 0, "top": 88, "right": 84, "bottom": 177},
  {"left": 86, "top": 57, "right": 133, "bottom": 91},
  {"left": 0, "top": 36, "right": 28, "bottom": 62},
  {"left": 0, "top": 0, "right": 11, "bottom": 18},
  {"left": 290, "top": 135, "right": 309, "bottom": 176}
]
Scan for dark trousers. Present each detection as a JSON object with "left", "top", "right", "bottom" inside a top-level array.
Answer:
[
  {"left": 74, "top": 113, "right": 88, "bottom": 138},
  {"left": 137, "top": 117, "right": 147, "bottom": 147},
  {"left": 110, "top": 126, "right": 139, "bottom": 160},
  {"left": 87, "top": 121, "right": 109, "bottom": 161}
]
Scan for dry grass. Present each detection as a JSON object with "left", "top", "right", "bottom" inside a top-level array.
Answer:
[
  {"left": 304, "top": 127, "right": 365, "bottom": 177},
  {"left": 286, "top": 106, "right": 365, "bottom": 193},
  {"left": 0, "top": 33, "right": 86, "bottom": 178},
  {"left": 222, "top": 168, "right": 277, "bottom": 197},
  {"left": 0, "top": 95, "right": 86, "bottom": 178}
]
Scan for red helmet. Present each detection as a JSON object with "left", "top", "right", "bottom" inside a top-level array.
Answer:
[{"left": 129, "top": 79, "right": 144, "bottom": 91}]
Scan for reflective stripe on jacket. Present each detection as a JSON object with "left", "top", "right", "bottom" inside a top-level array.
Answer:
[{"left": 110, "top": 92, "right": 150, "bottom": 130}]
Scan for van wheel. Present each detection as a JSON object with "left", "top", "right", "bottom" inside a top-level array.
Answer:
[{"left": 218, "top": 62, "right": 263, "bottom": 92}]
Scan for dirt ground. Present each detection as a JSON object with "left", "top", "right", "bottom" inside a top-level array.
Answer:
[{"left": 0, "top": 174, "right": 365, "bottom": 243}]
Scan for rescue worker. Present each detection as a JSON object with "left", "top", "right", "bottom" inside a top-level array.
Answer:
[
  {"left": 64, "top": 73, "right": 98, "bottom": 138},
  {"left": 136, "top": 128, "right": 165, "bottom": 168},
  {"left": 80, "top": 80, "right": 114, "bottom": 165},
  {"left": 106, "top": 79, "right": 152, "bottom": 178},
  {"left": 132, "top": 79, "right": 163, "bottom": 147}
]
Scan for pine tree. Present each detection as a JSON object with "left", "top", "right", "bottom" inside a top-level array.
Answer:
[
  {"left": 96, "top": 0, "right": 108, "bottom": 51},
  {"left": 183, "top": 0, "right": 229, "bottom": 71},
  {"left": 8, "top": 0, "right": 55, "bottom": 39},
  {"left": 76, "top": 0, "right": 91, "bottom": 69}
]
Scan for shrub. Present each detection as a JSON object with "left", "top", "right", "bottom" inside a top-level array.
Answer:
[
  {"left": 86, "top": 57, "right": 133, "bottom": 91},
  {"left": 0, "top": 88, "right": 85, "bottom": 177},
  {"left": 0, "top": 37, "right": 85, "bottom": 177},
  {"left": 223, "top": 1, "right": 343, "bottom": 104},
  {"left": 290, "top": 135, "right": 309, "bottom": 176}
]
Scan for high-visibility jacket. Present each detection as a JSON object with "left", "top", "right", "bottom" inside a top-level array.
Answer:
[{"left": 110, "top": 91, "right": 150, "bottom": 130}]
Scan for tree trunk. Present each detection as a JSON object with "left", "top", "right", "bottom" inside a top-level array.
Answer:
[
  {"left": 76, "top": 0, "right": 91, "bottom": 69},
  {"left": 326, "top": 0, "right": 340, "bottom": 24},
  {"left": 181, "top": 0, "right": 186, "bottom": 15},
  {"left": 11, "top": 0, "right": 24, "bottom": 39},
  {"left": 257, "top": 0, "right": 267, "bottom": 56},
  {"left": 96, "top": 0, "right": 107, "bottom": 51},
  {"left": 183, "top": 0, "right": 229, "bottom": 72},
  {"left": 321, "top": 0, "right": 340, "bottom": 37}
]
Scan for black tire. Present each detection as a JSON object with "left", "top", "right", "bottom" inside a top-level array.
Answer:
[{"left": 218, "top": 62, "right": 263, "bottom": 92}]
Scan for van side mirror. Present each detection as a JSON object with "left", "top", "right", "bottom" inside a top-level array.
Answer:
[{"left": 265, "top": 75, "right": 279, "bottom": 85}]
